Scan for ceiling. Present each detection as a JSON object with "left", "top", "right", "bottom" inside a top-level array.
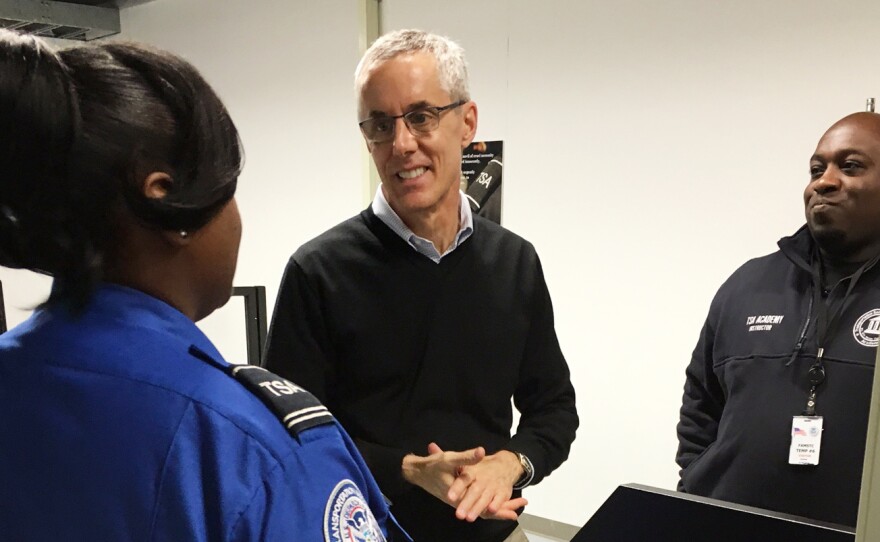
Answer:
[
  {"left": 0, "top": 0, "right": 149, "bottom": 41},
  {"left": 59, "top": 0, "right": 156, "bottom": 7}
]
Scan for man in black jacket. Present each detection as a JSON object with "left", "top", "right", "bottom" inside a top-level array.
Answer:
[
  {"left": 676, "top": 112, "right": 880, "bottom": 526},
  {"left": 264, "top": 29, "right": 578, "bottom": 542}
]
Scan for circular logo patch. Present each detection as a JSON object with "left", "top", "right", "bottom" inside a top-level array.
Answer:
[
  {"left": 323, "top": 479, "right": 386, "bottom": 542},
  {"left": 853, "top": 308, "right": 880, "bottom": 347}
]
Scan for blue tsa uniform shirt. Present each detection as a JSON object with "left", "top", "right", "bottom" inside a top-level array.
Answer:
[{"left": 0, "top": 284, "right": 408, "bottom": 541}]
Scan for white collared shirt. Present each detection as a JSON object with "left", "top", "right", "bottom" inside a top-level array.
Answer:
[{"left": 371, "top": 187, "right": 474, "bottom": 263}]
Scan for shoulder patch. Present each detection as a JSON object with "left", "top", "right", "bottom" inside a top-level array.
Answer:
[
  {"left": 324, "top": 479, "right": 386, "bottom": 542},
  {"left": 229, "top": 365, "right": 334, "bottom": 435}
]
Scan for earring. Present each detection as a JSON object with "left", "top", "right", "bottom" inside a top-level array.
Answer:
[{"left": 179, "top": 230, "right": 189, "bottom": 239}]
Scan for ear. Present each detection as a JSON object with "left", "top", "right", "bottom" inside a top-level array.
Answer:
[
  {"left": 141, "top": 172, "right": 192, "bottom": 247},
  {"left": 460, "top": 101, "right": 478, "bottom": 149},
  {"left": 142, "top": 171, "right": 173, "bottom": 200}
]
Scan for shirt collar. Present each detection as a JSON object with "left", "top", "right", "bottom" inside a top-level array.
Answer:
[
  {"left": 371, "top": 185, "right": 474, "bottom": 263},
  {"left": 52, "top": 282, "right": 228, "bottom": 367}
]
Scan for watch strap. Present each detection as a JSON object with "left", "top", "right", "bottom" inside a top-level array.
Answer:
[{"left": 512, "top": 451, "right": 534, "bottom": 490}]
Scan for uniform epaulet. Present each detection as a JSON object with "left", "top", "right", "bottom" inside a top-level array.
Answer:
[{"left": 228, "top": 364, "right": 334, "bottom": 436}]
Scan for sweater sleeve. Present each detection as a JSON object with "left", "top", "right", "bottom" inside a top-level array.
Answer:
[
  {"left": 507, "top": 255, "right": 579, "bottom": 486},
  {"left": 675, "top": 306, "right": 726, "bottom": 491},
  {"left": 351, "top": 438, "right": 412, "bottom": 500},
  {"left": 264, "top": 258, "right": 336, "bottom": 403}
]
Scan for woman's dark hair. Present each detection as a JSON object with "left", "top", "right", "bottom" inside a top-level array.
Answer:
[{"left": 0, "top": 30, "right": 243, "bottom": 309}]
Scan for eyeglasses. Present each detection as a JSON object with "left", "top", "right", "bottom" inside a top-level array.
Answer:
[{"left": 358, "top": 100, "right": 466, "bottom": 143}]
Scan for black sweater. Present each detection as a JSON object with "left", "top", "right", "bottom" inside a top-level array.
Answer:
[
  {"left": 265, "top": 208, "right": 578, "bottom": 542},
  {"left": 677, "top": 226, "right": 878, "bottom": 526}
]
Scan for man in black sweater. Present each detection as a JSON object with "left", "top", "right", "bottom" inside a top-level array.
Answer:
[
  {"left": 677, "top": 112, "right": 880, "bottom": 526},
  {"left": 265, "top": 29, "right": 578, "bottom": 542}
]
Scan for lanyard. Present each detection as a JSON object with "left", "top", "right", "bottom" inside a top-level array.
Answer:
[{"left": 803, "top": 251, "right": 876, "bottom": 415}]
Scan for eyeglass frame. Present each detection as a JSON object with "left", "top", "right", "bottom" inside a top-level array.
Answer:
[{"left": 358, "top": 100, "right": 467, "bottom": 143}]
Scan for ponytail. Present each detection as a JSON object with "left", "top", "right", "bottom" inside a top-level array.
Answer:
[{"left": 0, "top": 30, "right": 102, "bottom": 308}]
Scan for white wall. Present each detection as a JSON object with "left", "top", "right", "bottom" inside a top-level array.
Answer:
[
  {"left": 383, "top": 0, "right": 880, "bottom": 529},
  {"left": 0, "top": 269, "right": 51, "bottom": 329}
]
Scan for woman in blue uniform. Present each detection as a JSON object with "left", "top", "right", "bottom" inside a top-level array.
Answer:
[{"left": 0, "top": 30, "right": 407, "bottom": 541}]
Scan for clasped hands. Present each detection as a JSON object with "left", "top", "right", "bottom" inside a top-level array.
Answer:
[{"left": 401, "top": 442, "right": 528, "bottom": 522}]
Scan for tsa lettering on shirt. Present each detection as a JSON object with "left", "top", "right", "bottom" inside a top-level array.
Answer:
[
  {"left": 745, "top": 314, "right": 785, "bottom": 332},
  {"left": 258, "top": 378, "right": 302, "bottom": 397},
  {"left": 224, "top": 362, "right": 335, "bottom": 436}
]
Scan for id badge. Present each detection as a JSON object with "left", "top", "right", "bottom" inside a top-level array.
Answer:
[{"left": 789, "top": 416, "right": 823, "bottom": 466}]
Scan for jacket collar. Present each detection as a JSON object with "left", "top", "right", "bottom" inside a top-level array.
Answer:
[
  {"left": 777, "top": 224, "right": 814, "bottom": 273},
  {"left": 778, "top": 224, "right": 880, "bottom": 278}
]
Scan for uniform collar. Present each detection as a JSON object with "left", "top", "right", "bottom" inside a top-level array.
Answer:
[{"left": 50, "top": 282, "right": 227, "bottom": 367}]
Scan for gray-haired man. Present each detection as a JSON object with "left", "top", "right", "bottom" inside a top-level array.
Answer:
[{"left": 265, "top": 29, "right": 578, "bottom": 542}]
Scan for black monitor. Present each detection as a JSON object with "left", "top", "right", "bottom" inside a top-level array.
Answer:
[
  {"left": 230, "top": 286, "right": 268, "bottom": 367},
  {"left": 572, "top": 484, "right": 854, "bottom": 542},
  {"left": 0, "top": 280, "right": 6, "bottom": 334}
]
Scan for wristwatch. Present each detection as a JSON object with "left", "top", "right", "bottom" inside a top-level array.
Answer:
[{"left": 512, "top": 451, "right": 534, "bottom": 490}]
